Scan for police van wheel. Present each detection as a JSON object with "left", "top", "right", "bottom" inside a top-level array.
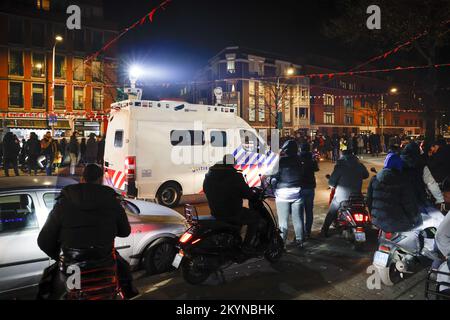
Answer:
[{"left": 157, "top": 183, "right": 182, "bottom": 208}]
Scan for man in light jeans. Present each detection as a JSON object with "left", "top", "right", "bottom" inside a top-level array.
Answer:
[{"left": 276, "top": 196, "right": 304, "bottom": 246}]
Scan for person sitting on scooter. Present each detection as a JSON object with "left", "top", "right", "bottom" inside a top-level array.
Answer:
[
  {"left": 401, "top": 141, "right": 445, "bottom": 212},
  {"left": 321, "top": 149, "right": 369, "bottom": 237},
  {"left": 367, "top": 152, "right": 421, "bottom": 232},
  {"left": 37, "top": 164, "right": 137, "bottom": 299},
  {"left": 203, "top": 154, "right": 265, "bottom": 254}
]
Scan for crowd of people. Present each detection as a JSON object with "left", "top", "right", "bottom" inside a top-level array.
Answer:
[
  {"left": 281, "top": 132, "right": 414, "bottom": 162},
  {"left": 1, "top": 131, "right": 106, "bottom": 177}
]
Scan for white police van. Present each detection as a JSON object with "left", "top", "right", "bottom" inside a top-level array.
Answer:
[{"left": 104, "top": 98, "right": 278, "bottom": 207}]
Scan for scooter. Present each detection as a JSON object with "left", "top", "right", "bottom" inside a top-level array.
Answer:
[
  {"left": 326, "top": 175, "right": 372, "bottom": 251},
  {"left": 425, "top": 257, "right": 450, "bottom": 300},
  {"left": 172, "top": 181, "right": 284, "bottom": 285},
  {"left": 372, "top": 208, "right": 445, "bottom": 286}
]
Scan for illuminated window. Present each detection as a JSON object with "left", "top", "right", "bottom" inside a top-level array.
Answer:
[
  {"left": 226, "top": 54, "right": 236, "bottom": 74},
  {"left": 258, "top": 83, "right": 265, "bottom": 122},
  {"left": 32, "top": 53, "right": 45, "bottom": 78},
  {"left": 324, "top": 112, "right": 334, "bottom": 124},
  {"left": 36, "top": 0, "right": 50, "bottom": 10},
  {"left": 73, "top": 58, "right": 85, "bottom": 81},
  {"left": 92, "top": 88, "right": 103, "bottom": 111},
  {"left": 73, "top": 87, "right": 84, "bottom": 110}
]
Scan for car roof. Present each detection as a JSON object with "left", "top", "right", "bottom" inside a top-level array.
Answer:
[{"left": 0, "top": 176, "right": 78, "bottom": 192}]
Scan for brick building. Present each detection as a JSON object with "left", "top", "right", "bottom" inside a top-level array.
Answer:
[
  {"left": 0, "top": 0, "right": 118, "bottom": 139},
  {"left": 187, "top": 47, "right": 425, "bottom": 137}
]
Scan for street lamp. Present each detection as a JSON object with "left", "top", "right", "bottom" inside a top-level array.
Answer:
[
  {"left": 275, "top": 66, "right": 295, "bottom": 135},
  {"left": 380, "top": 87, "right": 398, "bottom": 137},
  {"left": 51, "top": 35, "right": 63, "bottom": 134}
]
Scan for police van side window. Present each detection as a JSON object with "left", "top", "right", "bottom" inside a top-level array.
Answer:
[
  {"left": 114, "top": 130, "right": 124, "bottom": 148},
  {"left": 170, "top": 130, "right": 205, "bottom": 146},
  {"left": 239, "top": 130, "right": 260, "bottom": 153},
  {"left": 210, "top": 131, "right": 227, "bottom": 147}
]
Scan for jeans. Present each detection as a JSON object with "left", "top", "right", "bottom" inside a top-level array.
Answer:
[
  {"left": 322, "top": 199, "right": 340, "bottom": 232},
  {"left": 300, "top": 188, "right": 315, "bottom": 236},
  {"left": 45, "top": 154, "right": 53, "bottom": 176},
  {"left": 276, "top": 198, "right": 304, "bottom": 242}
]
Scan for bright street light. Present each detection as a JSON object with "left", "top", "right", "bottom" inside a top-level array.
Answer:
[
  {"left": 129, "top": 65, "right": 143, "bottom": 80},
  {"left": 390, "top": 87, "right": 398, "bottom": 94},
  {"left": 286, "top": 67, "right": 295, "bottom": 76},
  {"left": 55, "top": 35, "right": 63, "bottom": 42}
]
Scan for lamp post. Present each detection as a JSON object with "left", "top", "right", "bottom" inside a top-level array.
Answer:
[
  {"left": 274, "top": 66, "right": 295, "bottom": 137},
  {"left": 380, "top": 87, "right": 398, "bottom": 137},
  {"left": 50, "top": 35, "right": 63, "bottom": 135}
]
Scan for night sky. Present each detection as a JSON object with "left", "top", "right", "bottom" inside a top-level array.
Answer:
[{"left": 104, "top": 0, "right": 345, "bottom": 81}]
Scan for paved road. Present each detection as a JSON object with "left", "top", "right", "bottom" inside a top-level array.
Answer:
[{"left": 133, "top": 157, "right": 430, "bottom": 300}]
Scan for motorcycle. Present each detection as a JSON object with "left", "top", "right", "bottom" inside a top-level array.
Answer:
[
  {"left": 325, "top": 174, "right": 372, "bottom": 251},
  {"left": 171, "top": 182, "right": 284, "bottom": 285},
  {"left": 372, "top": 208, "right": 445, "bottom": 286},
  {"left": 425, "top": 257, "right": 450, "bottom": 300}
]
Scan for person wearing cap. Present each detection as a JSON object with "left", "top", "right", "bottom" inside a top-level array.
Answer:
[
  {"left": 321, "top": 148, "right": 369, "bottom": 237},
  {"left": 203, "top": 154, "right": 264, "bottom": 253},
  {"left": 367, "top": 152, "right": 421, "bottom": 232},
  {"left": 37, "top": 164, "right": 136, "bottom": 299}
]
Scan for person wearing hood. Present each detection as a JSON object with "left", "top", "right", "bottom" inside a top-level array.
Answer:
[
  {"left": 401, "top": 141, "right": 444, "bottom": 210},
  {"left": 428, "top": 139, "right": 450, "bottom": 185},
  {"left": 85, "top": 133, "right": 98, "bottom": 164},
  {"left": 367, "top": 152, "right": 421, "bottom": 232},
  {"left": 25, "top": 132, "right": 41, "bottom": 175},
  {"left": 321, "top": 149, "right": 369, "bottom": 236},
  {"left": 2, "top": 132, "right": 20, "bottom": 176},
  {"left": 37, "top": 164, "right": 136, "bottom": 299},
  {"left": 271, "top": 140, "right": 307, "bottom": 247},
  {"left": 203, "top": 154, "right": 264, "bottom": 253}
]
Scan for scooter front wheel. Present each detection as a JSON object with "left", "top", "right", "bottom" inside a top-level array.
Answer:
[
  {"left": 375, "top": 262, "right": 403, "bottom": 286},
  {"left": 181, "top": 258, "right": 211, "bottom": 285}
]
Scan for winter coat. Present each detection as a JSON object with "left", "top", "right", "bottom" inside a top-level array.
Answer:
[
  {"left": 298, "top": 151, "right": 319, "bottom": 189},
  {"left": 203, "top": 164, "right": 255, "bottom": 220},
  {"left": 328, "top": 154, "right": 369, "bottom": 205},
  {"left": 68, "top": 137, "right": 79, "bottom": 156},
  {"left": 40, "top": 137, "right": 56, "bottom": 156},
  {"left": 367, "top": 168, "right": 421, "bottom": 232},
  {"left": 37, "top": 183, "right": 131, "bottom": 260},
  {"left": 428, "top": 145, "right": 450, "bottom": 184},
  {"left": 26, "top": 137, "right": 41, "bottom": 157},
  {"left": 436, "top": 212, "right": 450, "bottom": 257},
  {"left": 85, "top": 138, "right": 98, "bottom": 160},
  {"left": 2, "top": 133, "right": 20, "bottom": 160}
]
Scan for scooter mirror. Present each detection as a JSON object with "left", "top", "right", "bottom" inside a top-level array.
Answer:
[
  {"left": 370, "top": 167, "right": 377, "bottom": 174},
  {"left": 325, "top": 174, "right": 331, "bottom": 179}
]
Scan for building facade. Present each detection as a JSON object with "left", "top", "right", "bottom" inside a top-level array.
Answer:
[
  {"left": 187, "top": 47, "right": 425, "bottom": 137},
  {"left": 185, "top": 47, "right": 311, "bottom": 137},
  {"left": 0, "top": 0, "right": 118, "bottom": 139}
]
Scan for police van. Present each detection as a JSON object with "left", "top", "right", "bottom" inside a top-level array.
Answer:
[{"left": 104, "top": 98, "right": 278, "bottom": 207}]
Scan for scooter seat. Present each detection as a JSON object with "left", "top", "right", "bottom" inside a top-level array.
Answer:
[{"left": 197, "top": 216, "right": 241, "bottom": 230}]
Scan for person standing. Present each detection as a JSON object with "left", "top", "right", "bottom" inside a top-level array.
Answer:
[
  {"left": 26, "top": 132, "right": 41, "bottom": 176},
  {"left": 272, "top": 140, "right": 305, "bottom": 247},
  {"left": 2, "top": 132, "right": 20, "bottom": 176},
  {"left": 85, "top": 133, "right": 98, "bottom": 164},
  {"left": 298, "top": 142, "right": 319, "bottom": 239},
  {"left": 68, "top": 132, "right": 79, "bottom": 176},
  {"left": 59, "top": 137, "right": 67, "bottom": 167},
  {"left": 40, "top": 132, "right": 56, "bottom": 176},
  {"left": 97, "top": 135, "right": 105, "bottom": 165},
  {"left": 79, "top": 137, "right": 87, "bottom": 165}
]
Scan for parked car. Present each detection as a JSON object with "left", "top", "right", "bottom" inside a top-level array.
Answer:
[{"left": 0, "top": 176, "right": 187, "bottom": 299}]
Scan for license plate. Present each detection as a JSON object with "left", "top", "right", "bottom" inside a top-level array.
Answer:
[
  {"left": 354, "top": 231, "right": 366, "bottom": 242},
  {"left": 373, "top": 250, "right": 390, "bottom": 267},
  {"left": 172, "top": 253, "right": 183, "bottom": 269}
]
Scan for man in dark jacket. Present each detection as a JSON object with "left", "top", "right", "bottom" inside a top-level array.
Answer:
[
  {"left": 40, "top": 131, "right": 56, "bottom": 176},
  {"left": 203, "top": 154, "right": 263, "bottom": 252},
  {"left": 2, "top": 132, "right": 20, "bottom": 176},
  {"left": 37, "top": 164, "right": 136, "bottom": 298},
  {"left": 367, "top": 153, "right": 421, "bottom": 232},
  {"left": 321, "top": 149, "right": 369, "bottom": 236},
  {"left": 299, "top": 142, "right": 319, "bottom": 239},
  {"left": 428, "top": 139, "right": 450, "bottom": 185},
  {"left": 25, "top": 132, "right": 41, "bottom": 175}
]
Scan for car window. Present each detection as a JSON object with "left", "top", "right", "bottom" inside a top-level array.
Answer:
[
  {"left": 210, "top": 130, "right": 227, "bottom": 147},
  {"left": 122, "top": 200, "right": 140, "bottom": 215},
  {"left": 43, "top": 192, "right": 60, "bottom": 210},
  {"left": 239, "top": 129, "right": 264, "bottom": 153},
  {"left": 0, "top": 194, "right": 38, "bottom": 234},
  {"left": 170, "top": 130, "right": 205, "bottom": 146}
]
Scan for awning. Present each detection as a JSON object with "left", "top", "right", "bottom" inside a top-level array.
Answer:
[{"left": 5, "top": 119, "right": 71, "bottom": 130}]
